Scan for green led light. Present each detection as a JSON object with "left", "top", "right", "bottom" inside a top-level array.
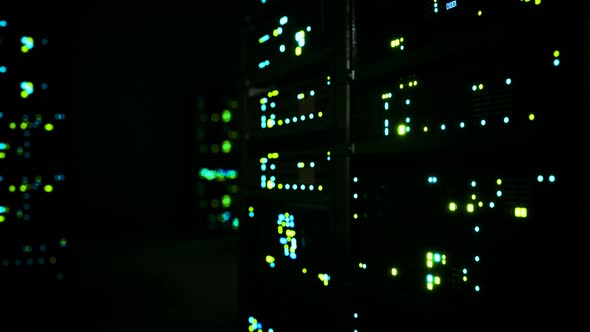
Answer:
[
  {"left": 222, "top": 110, "right": 232, "bottom": 123},
  {"left": 221, "top": 195, "right": 232, "bottom": 208},
  {"left": 221, "top": 140, "right": 232, "bottom": 154},
  {"left": 44, "top": 123, "right": 54, "bottom": 131}
]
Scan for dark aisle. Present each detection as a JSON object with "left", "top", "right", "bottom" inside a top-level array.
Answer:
[{"left": 71, "top": 1, "right": 244, "bottom": 330}]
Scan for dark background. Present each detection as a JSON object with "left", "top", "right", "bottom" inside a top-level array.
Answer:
[{"left": 71, "top": 1, "right": 244, "bottom": 330}]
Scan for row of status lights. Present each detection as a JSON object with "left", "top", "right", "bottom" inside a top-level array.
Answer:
[
  {"left": 383, "top": 78, "right": 539, "bottom": 136},
  {"left": 433, "top": 0, "right": 541, "bottom": 15}
]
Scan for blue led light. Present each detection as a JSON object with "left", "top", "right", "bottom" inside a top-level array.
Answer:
[
  {"left": 475, "top": 256, "right": 480, "bottom": 262},
  {"left": 261, "top": 104, "right": 267, "bottom": 111},
  {"left": 384, "top": 128, "right": 389, "bottom": 136},
  {"left": 293, "top": 117, "right": 298, "bottom": 123},
  {"left": 259, "top": 34, "right": 270, "bottom": 43},
  {"left": 434, "top": 253, "right": 441, "bottom": 262},
  {"left": 462, "top": 268, "right": 468, "bottom": 274},
  {"left": 481, "top": 119, "right": 486, "bottom": 126},
  {"left": 0, "top": 66, "right": 6, "bottom": 73},
  {"left": 504, "top": 116, "right": 510, "bottom": 124},
  {"left": 309, "top": 113, "right": 314, "bottom": 119},
  {"left": 496, "top": 190, "right": 502, "bottom": 197},
  {"left": 472, "top": 85, "right": 477, "bottom": 91},
  {"left": 0, "top": 20, "right": 6, "bottom": 27},
  {"left": 537, "top": 175, "right": 544, "bottom": 182},
  {"left": 310, "top": 90, "right": 315, "bottom": 96},
  {"left": 310, "top": 162, "right": 315, "bottom": 168},
  {"left": 471, "top": 181, "right": 476, "bottom": 187},
  {"left": 270, "top": 164, "right": 276, "bottom": 170},
  {"left": 460, "top": 122, "right": 465, "bottom": 128},
  {"left": 261, "top": 164, "right": 267, "bottom": 171},
  {"left": 270, "top": 102, "right": 276, "bottom": 108},
  {"left": 489, "top": 202, "right": 495, "bottom": 208},
  {"left": 280, "top": 16, "right": 288, "bottom": 25},
  {"left": 279, "top": 44, "right": 286, "bottom": 52},
  {"left": 553, "top": 59, "right": 560, "bottom": 67},
  {"left": 475, "top": 285, "right": 480, "bottom": 292},
  {"left": 306, "top": 26, "right": 311, "bottom": 32},
  {"left": 300, "top": 184, "right": 306, "bottom": 190},
  {"left": 301, "top": 115, "right": 306, "bottom": 121},
  {"left": 285, "top": 184, "right": 290, "bottom": 190},
  {"left": 285, "top": 118, "right": 290, "bottom": 124},
  {"left": 293, "top": 184, "right": 298, "bottom": 190},
  {"left": 549, "top": 175, "right": 556, "bottom": 182},
  {"left": 353, "top": 177, "right": 358, "bottom": 182},
  {"left": 249, "top": 212, "right": 255, "bottom": 218},
  {"left": 405, "top": 99, "right": 411, "bottom": 105},
  {"left": 354, "top": 313, "right": 358, "bottom": 318},
  {"left": 474, "top": 226, "right": 480, "bottom": 232},
  {"left": 441, "top": 124, "right": 446, "bottom": 130},
  {"left": 248, "top": 317, "right": 254, "bottom": 324},
  {"left": 309, "top": 185, "right": 314, "bottom": 190},
  {"left": 353, "top": 193, "right": 358, "bottom": 199},
  {"left": 426, "top": 274, "right": 434, "bottom": 283},
  {"left": 405, "top": 117, "right": 411, "bottom": 123},
  {"left": 506, "top": 78, "right": 512, "bottom": 85}
]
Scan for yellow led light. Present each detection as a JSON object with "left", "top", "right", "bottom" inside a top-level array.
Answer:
[
  {"left": 391, "top": 268, "right": 398, "bottom": 276},
  {"left": 467, "top": 203, "right": 475, "bottom": 213}
]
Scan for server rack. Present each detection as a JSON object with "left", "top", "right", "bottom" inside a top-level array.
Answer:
[
  {"left": 0, "top": 1, "right": 69, "bottom": 318},
  {"left": 241, "top": 0, "right": 589, "bottom": 329},
  {"left": 240, "top": 1, "right": 353, "bottom": 330}
]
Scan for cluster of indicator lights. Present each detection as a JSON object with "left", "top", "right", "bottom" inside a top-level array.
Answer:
[
  {"left": 198, "top": 168, "right": 237, "bottom": 182},
  {"left": 261, "top": 211, "right": 330, "bottom": 287},
  {"left": 277, "top": 213, "right": 297, "bottom": 260},
  {"left": 432, "top": 174, "right": 556, "bottom": 220},
  {"left": 1, "top": 175, "right": 62, "bottom": 223},
  {"left": 433, "top": 0, "right": 457, "bottom": 13},
  {"left": 1, "top": 238, "right": 66, "bottom": 280},
  {"left": 3, "top": 112, "right": 60, "bottom": 160},
  {"left": 199, "top": 109, "right": 234, "bottom": 154},
  {"left": 382, "top": 75, "right": 548, "bottom": 137},
  {"left": 248, "top": 316, "right": 275, "bottom": 332},
  {"left": 257, "top": 14, "right": 312, "bottom": 69},
  {"left": 425, "top": 252, "right": 447, "bottom": 291},
  {"left": 259, "top": 78, "right": 330, "bottom": 130},
  {"left": 259, "top": 153, "right": 325, "bottom": 191}
]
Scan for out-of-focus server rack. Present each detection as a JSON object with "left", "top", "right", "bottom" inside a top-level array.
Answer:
[
  {"left": 193, "top": 88, "right": 241, "bottom": 234},
  {"left": 350, "top": 0, "right": 589, "bottom": 329},
  {"left": 240, "top": 0, "right": 353, "bottom": 330},
  {"left": 0, "top": 1, "right": 69, "bottom": 316}
]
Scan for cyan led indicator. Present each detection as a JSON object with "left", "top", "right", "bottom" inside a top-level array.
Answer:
[{"left": 280, "top": 16, "right": 288, "bottom": 25}]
